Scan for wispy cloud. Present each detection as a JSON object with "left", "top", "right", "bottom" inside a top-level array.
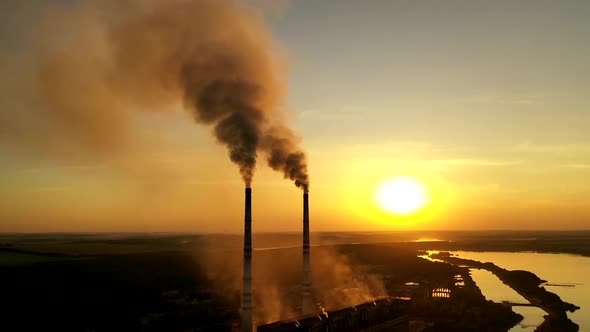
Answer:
[
  {"left": 513, "top": 141, "right": 590, "bottom": 154},
  {"left": 461, "top": 92, "right": 547, "bottom": 106},
  {"left": 426, "top": 158, "right": 521, "bottom": 167},
  {"left": 310, "top": 140, "right": 444, "bottom": 158},
  {"left": 30, "top": 186, "right": 69, "bottom": 193},
  {"left": 561, "top": 163, "right": 590, "bottom": 169}
]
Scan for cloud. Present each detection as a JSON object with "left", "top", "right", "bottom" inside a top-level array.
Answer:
[
  {"left": 426, "top": 158, "right": 521, "bottom": 167},
  {"left": 561, "top": 163, "right": 590, "bottom": 170},
  {"left": 514, "top": 141, "right": 590, "bottom": 154},
  {"left": 461, "top": 92, "right": 547, "bottom": 106}
]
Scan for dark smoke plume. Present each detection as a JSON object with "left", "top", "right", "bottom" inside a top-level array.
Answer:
[
  {"left": 0, "top": 0, "right": 309, "bottom": 189},
  {"left": 263, "top": 127, "right": 309, "bottom": 192}
]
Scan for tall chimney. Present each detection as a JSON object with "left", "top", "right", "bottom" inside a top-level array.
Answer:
[
  {"left": 302, "top": 192, "right": 313, "bottom": 314},
  {"left": 242, "top": 188, "right": 253, "bottom": 332}
]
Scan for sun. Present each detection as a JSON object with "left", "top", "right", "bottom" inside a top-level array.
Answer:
[{"left": 375, "top": 177, "right": 430, "bottom": 215}]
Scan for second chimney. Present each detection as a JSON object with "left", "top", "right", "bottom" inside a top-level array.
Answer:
[
  {"left": 241, "top": 188, "right": 253, "bottom": 332},
  {"left": 302, "top": 191, "right": 313, "bottom": 314}
]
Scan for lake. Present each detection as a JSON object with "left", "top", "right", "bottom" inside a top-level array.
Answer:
[{"left": 453, "top": 251, "right": 589, "bottom": 331}]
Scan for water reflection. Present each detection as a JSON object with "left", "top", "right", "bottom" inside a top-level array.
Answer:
[
  {"left": 469, "top": 269, "right": 542, "bottom": 331},
  {"left": 418, "top": 250, "right": 444, "bottom": 262},
  {"left": 511, "top": 307, "right": 547, "bottom": 331},
  {"left": 454, "top": 252, "right": 589, "bottom": 331}
]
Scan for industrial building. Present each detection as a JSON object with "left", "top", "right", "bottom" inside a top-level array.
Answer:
[{"left": 257, "top": 297, "right": 411, "bottom": 332}]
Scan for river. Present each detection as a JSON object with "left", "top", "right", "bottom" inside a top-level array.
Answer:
[{"left": 452, "top": 251, "right": 589, "bottom": 331}]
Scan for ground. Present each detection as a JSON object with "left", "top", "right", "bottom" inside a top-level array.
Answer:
[{"left": 0, "top": 231, "right": 586, "bottom": 331}]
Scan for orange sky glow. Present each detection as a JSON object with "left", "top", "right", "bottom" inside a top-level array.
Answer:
[{"left": 1, "top": 0, "right": 589, "bottom": 232}]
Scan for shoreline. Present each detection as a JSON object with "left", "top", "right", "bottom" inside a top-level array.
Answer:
[{"left": 431, "top": 252, "right": 580, "bottom": 332}]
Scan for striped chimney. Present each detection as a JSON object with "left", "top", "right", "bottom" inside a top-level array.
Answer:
[
  {"left": 302, "top": 192, "right": 313, "bottom": 314},
  {"left": 241, "top": 188, "right": 253, "bottom": 332}
]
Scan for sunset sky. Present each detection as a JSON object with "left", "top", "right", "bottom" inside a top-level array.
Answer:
[{"left": 1, "top": 0, "right": 589, "bottom": 232}]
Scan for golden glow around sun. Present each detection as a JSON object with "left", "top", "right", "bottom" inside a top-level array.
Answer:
[{"left": 375, "top": 177, "right": 429, "bottom": 215}]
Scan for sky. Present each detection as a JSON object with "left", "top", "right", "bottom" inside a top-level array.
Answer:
[{"left": 1, "top": 0, "right": 589, "bottom": 232}]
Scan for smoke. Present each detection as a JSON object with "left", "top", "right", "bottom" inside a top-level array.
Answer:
[
  {"left": 197, "top": 241, "right": 385, "bottom": 324},
  {"left": 0, "top": 0, "right": 308, "bottom": 189},
  {"left": 311, "top": 247, "right": 386, "bottom": 309},
  {"left": 263, "top": 127, "right": 310, "bottom": 192},
  {"left": 198, "top": 242, "right": 300, "bottom": 325}
]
